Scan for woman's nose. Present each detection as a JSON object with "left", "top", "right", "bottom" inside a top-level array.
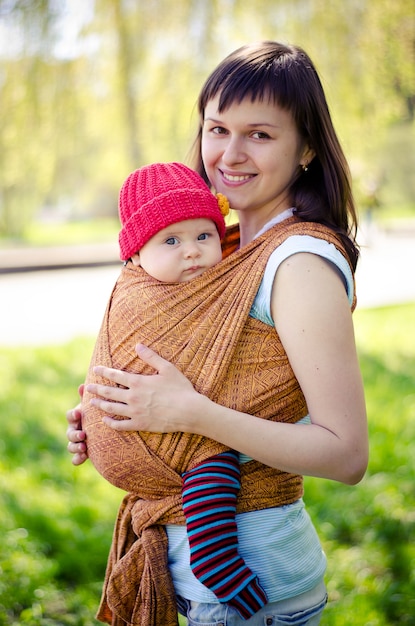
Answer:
[{"left": 222, "top": 136, "right": 246, "bottom": 165}]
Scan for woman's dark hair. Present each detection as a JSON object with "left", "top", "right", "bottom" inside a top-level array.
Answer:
[{"left": 189, "top": 41, "right": 359, "bottom": 269}]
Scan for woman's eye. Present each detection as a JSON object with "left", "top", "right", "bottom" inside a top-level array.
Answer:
[
  {"left": 252, "top": 131, "right": 271, "bottom": 140},
  {"left": 212, "top": 126, "right": 228, "bottom": 135}
]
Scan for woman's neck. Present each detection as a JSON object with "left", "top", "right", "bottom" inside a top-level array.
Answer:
[{"left": 238, "top": 208, "right": 294, "bottom": 247}]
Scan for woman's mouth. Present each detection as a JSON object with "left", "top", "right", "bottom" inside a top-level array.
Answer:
[{"left": 221, "top": 170, "right": 254, "bottom": 183}]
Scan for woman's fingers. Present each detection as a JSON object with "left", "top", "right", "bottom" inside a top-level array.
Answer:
[
  {"left": 66, "top": 404, "right": 82, "bottom": 426},
  {"left": 135, "top": 343, "right": 168, "bottom": 371},
  {"left": 66, "top": 421, "right": 88, "bottom": 465},
  {"left": 68, "top": 445, "right": 89, "bottom": 466},
  {"left": 66, "top": 390, "right": 88, "bottom": 464},
  {"left": 85, "top": 344, "right": 197, "bottom": 431},
  {"left": 91, "top": 365, "right": 134, "bottom": 386},
  {"left": 66, "top": 421, "right": 86, "bottom": 442},
  {"left": 102, "top": 416, "right": 133, "bottom": 431},
  {"left": 89, "top": 395, "right": 131, "bottom": 417}
]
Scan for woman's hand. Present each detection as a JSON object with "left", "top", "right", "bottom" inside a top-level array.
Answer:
[
  {"left": 66, "top": 384, "right": 88, "bottom": 466},
  {"left": 86, "top": 343, "right": 198, "bottom": 433}
]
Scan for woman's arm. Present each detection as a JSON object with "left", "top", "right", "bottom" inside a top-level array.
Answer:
[
  {"left": 86, "top": 253, "right": 368, "bottom": 485},
  {"left": 269, "top": 252, "right": 368, "bottom": 483}
]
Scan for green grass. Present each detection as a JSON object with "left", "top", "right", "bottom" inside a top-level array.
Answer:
[{"left": 0, "top": 304, "right": 414, "bottom": 625}]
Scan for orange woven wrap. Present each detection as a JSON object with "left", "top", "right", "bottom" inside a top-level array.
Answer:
[{"left": 82, "top": 218, "right": 354, "bottom": 626}]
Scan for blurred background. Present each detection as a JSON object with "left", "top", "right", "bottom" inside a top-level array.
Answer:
[
  {"left": 0, "top": 1, "right": 414, "bottom": 625},
  {"left": 0, "top": 0, "right": 414, "bottom": 242}
]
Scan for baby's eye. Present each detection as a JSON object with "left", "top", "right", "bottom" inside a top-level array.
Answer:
[
  {"left": 165, "top": 236, "right": 179, "bottom": 245},
  {"left": 198, "top": 233, "right": 209, "bottom": 241}
]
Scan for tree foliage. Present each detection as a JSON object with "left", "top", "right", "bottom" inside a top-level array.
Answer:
[{"left": 0, "top": 0, "right": 414, "bottom": 238}]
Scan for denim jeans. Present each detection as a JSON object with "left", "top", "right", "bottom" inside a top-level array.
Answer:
[{"left": 177, "top": 581, "right": 327, "bottom": 625}]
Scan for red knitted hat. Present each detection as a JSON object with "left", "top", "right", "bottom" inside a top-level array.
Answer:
[{"left": 118, "top": 162, "right": 228, "bottom": 261}]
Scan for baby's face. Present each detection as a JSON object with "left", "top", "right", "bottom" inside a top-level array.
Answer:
[{"left": 135, "top": 218, "right": 223, "bottom": 283}]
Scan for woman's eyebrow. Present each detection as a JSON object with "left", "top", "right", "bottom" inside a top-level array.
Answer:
[{"left": 204, "top": 116, "right": 278, "bottom": 128}]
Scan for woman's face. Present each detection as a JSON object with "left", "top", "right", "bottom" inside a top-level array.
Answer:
[{"left": 201, "top": 94, "right": 312, "bottom": 231}]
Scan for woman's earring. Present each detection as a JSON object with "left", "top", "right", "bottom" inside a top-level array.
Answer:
[{"left": 301, "top": 162, "right": 308, "bottom": 172}]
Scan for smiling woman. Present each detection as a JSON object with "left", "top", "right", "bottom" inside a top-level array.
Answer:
[{"left": 67, "top": 41, "right": 367, "bottom": 626}]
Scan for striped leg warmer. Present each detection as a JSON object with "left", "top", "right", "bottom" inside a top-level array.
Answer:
[{"left": 181, "top": 450, "right": 268, "bottom": 619}]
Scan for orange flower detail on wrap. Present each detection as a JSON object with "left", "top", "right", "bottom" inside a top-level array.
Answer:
[
  {"left": 216, "top": 192, "right": 230, "bottom": 217},
  {"left": 82, "top": 217, "right": 356, "bottom": 626}
]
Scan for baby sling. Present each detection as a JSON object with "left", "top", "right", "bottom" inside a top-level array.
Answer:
[{"left": 82, "top": 218, "right": 355, "bottom": 625}]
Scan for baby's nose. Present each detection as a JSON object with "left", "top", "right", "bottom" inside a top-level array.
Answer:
[{"left": 183, "top": 243, "right": 201, "bottom": 258}]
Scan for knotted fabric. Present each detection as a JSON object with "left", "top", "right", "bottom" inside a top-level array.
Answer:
[{"left": 82, "top": 218, "right": 355, "bottom": 626}]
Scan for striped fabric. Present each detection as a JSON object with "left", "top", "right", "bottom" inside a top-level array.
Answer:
[{"left": 182, "top": 451, "right": 267, "bottom": 618}]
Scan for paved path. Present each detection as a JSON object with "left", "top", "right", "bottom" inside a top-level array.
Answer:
[
  {"left": 0, "top": 224, "right": 414, "bottom": 346},
  {"left": 353, "top": 225, "right": 415, "bottom": 308}
]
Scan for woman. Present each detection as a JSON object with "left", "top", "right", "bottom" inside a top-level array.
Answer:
[{"left": 67, "top": 41, "right": 368, "bottom": 626}]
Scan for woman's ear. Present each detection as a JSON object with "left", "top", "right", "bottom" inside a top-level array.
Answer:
[
  {"left": 131, "top": 253, "right": 141, "bottom": 267},
  {"left": 300, "top": 144, "right": 316, "bottom": 169}
]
